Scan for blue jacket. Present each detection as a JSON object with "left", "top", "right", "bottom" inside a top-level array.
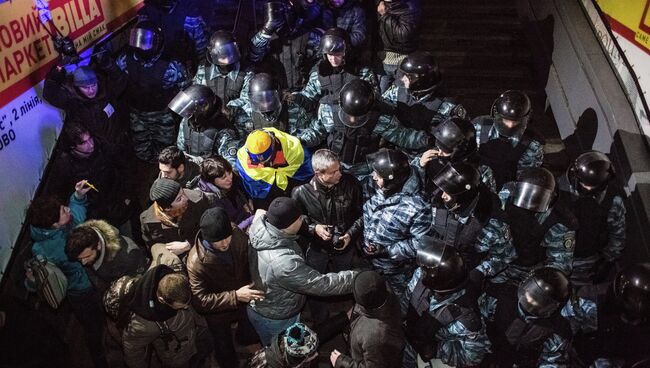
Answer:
[{"left": 30, "top": 194, "right": 92, "bottom": 295}]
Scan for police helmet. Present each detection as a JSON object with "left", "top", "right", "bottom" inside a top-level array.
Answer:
[
  {"left": 518, "top": 267, "right": 570, "bottom": 318},
  {"left": 129, "top": 21, "right": 164, "bottom": 61},
  {"left": 417, "top": 236, "right": 468, "bottom": 292},
  {"left": 339, "top": 79, "right": 375, "bottom": 128},
  {"left": 248, "top": 73, "right": 282, "bottom": 113},
  {"left": 432, "top": 162, "right": 480, "bottom": 212},
  {"left": 168, "top": 85, "right": 217, "bottom": 119},
  {"left": 491, "top": 90, "right": 531, "bottom": 138},
  {"left": 511, "top": 167, "right": 556, "bottom": 213},
  {"left": 433, "top": 117, "right": 477, "bottom": 161},
  {"left": 614, "top": 263, "right": 650, "bottom": 323},
  {"left": 206, "top": 30, "right": 241, "bottom": 68},
  {"left": 399, "top": 51, "right": 441, "bottom": 95},
  {"left": 568, "top": 150, "right": 614, "bottom": 193},
  {"left": 371, "top": 148, "right": 411, "bottom": 192},
  {"left": 320, "top": 27, "right": 349, "bottom": 57}
]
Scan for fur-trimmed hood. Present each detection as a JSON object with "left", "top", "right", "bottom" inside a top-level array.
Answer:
[{"left": 78, "top": 219, "right": 123, "bottom": 262}]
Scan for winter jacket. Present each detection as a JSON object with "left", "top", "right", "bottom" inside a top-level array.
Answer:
[
  {"left": 30, "top": 193, "right": 92, "bottom": 295},
  {"left": 248, "top": 215, "right": 357, "bottom": 319},
  {"left": 291, "top": 174, "right": 364, "bottom": 251},
  {"left": 195, "top": 174, "right": 253, "bottom": 226},
  {"left": 140, "top": 189, "right": 212, "bottom": 248},
  {"left": 377, "top": 0, "right": 421, "bottom": 54},
  {"left": 123, "top": 265, "right": 207, "bottom": 368},
  {"left": 186, "top": 227, "right": 251, "bottom": 323},
  {"left": 76, "top": 219, "right": 149, "bottom": 291},
  {"left": 334, "top": 292, "right": 405, "bottom": 368}
]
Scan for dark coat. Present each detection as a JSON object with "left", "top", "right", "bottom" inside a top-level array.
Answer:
[
  {"left": 377, "top": 0, "right": 421, "bottom": 54},
  {"left": 335, "top": 293, "right": 405, "bottom": 368},
  {"left": 186, "top": 226, "right": 251, "bottom": 323},
  {"left": 140, "top": 189, "right": 212, "bottom": 248}
]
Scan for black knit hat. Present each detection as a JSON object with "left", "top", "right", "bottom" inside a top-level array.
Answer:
[
  {"left": 266, "top": 197, "right": 302, "bottom": 230},
  {"left": 150, "top": 178, "right": 181, "bottom": 208},
  {"left": 353, "top": 271, "right": 389, "bottom": 309},
  {"left": 200, "top": 207, "right": 232, "bottom": 242}
]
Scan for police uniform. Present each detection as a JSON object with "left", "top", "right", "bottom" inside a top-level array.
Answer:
[
  {"left": 193, "top": 62, "right": 254, "bottom": 105},
  {"left": 176, "top": 113, "right": 240, "bottom": 167}
]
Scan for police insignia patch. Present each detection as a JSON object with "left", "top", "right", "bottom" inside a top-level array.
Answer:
[
  {"left": 564, "top": 238, "right": 574, "bottom": 249},
  {"left": 228, "top": 148, "right": 237, "bottom": 157}
]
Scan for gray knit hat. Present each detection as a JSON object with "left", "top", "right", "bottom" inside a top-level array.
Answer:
[
  {"left": 72, "top": 66, "right": 98, "bottom": 87},
  {"left": 150, "top": 178, "right": 181, "bottom": 208}
]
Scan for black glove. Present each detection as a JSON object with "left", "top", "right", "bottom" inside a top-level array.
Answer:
[
  {"left": 363, "top": 243, "right": 389, "bottom": 258},
  {"left": 592, "top": 260, "right": 615, "bottom": 284},
  {"left": 262, "top": 2, "right": 287, "bottom": 36}
]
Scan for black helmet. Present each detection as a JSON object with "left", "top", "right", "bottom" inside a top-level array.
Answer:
[
  {"left": 511, "top": 167, "right": 556, "bottom": 212},
  {"left": 320, "top": 27, "right": 348, "bottom": 57},
  {"left": 568, "top": 150, "right": 614, "bottom": 194},
  {"left": 168, "top": 85, "right": 217, "bottom": 119},
  {"left": 518, "top": 267, "right": 570, "bottom": 318},
  {"left": 433, "top": 162, "right": 480, "bottom": 212},
  {"left": 129, "top": 21, "right": 164, "bottom": 61},
  {"left": 614, "top": 263, "right": 650, "bottom": 323},
  {"left": 491, "top": 90, "right": 531, "bottom": 138},
  {"left": 433, "top": 117, "right": 477, "bottom": 161},
  {"left": 339, "top": 79, "right": 375, "bottom": 128},
  {"left": 371, "top": 148, "right": 411, "bottom": 193},
  {"left": 206, "top": 30, "right": 240, "bottom": 69},
  {"left": 417, "top": 236, "right": 468, "bottom": 292},
  {"left": 399, "top": 51, "right": 441, "bottom": 96},
  {"left": 248, "top": 73, "right": 282, "bottom": 113}
]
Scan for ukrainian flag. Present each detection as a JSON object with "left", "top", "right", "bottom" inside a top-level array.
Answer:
[{"left": 235, "top": 128, "right": 314, "bottom": 199}]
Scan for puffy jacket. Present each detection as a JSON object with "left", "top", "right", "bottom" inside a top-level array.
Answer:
[
  {"left": 334, "top": 292, "right": 405, "bottom": 368},
  {"left": 248, "top": 215, "right": 357, "bottom": 319},
  {"left": 30, "top": 193, "right": 92, "bottom": 295},
  {"left": 291, "top": 174, "right": 364, "bottom": 251},
  {"left": 186, "top": 227, "right": 251, "bottom": 323},
  {"left": 377, "top": 0, "right": 421, "bottom": 54}
]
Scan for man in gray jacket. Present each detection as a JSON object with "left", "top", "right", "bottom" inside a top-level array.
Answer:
[{"left": 248, "top": 197, "right": 358, "bottom": 345}]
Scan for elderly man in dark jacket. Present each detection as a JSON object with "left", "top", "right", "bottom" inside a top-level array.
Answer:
[
  {"left": 248, "top": 197, "right": 358, "bottom": 345},
  {"left": 291, "top": 149, "right": 363, "bottom": 324},
  {"left": 330, "top": 271, "right": 405, "bottom": 368},
  {"left": 140, "top": 178, "right": 212, "bottom": 254},
  {"left": 187, "top": 207, "right": 263, "bottom": 368}
]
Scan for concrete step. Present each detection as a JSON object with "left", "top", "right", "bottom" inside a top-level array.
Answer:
[{"left": 433, "top": 50, "right": 533, "bottom": 69}]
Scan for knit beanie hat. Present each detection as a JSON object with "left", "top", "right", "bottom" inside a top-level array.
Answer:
[
  {"left": 200, "top": 207, "right": 232, "bottom": 242},
  {"left": 282, "top": 323, "right": 319, "bottom": 359},
  {"left": 73, "top": 66, "right": 98, "bottom": 87},
  {"left": 353, "top": 271, "right": 389, "bottom": 309},
  {"left": 266, "top": 197, "right": 302, "bottom": 230},
  {"left": 150, "top": 178, "right": 181, "bottom": 208},
  {"left": 246, "top": 129, "right": 274, "bottom": 164}
]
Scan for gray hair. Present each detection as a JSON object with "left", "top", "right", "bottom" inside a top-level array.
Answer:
[{"left": 311, "top": 149, "right": 340, "bottom": 173}]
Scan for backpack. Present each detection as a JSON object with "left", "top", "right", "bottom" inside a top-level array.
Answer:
[
  {"left": 103, "top": 275, "right": 140, "bottom": 329},
  {"left": 26, "top": 254, "right": 68, "bottom": 309}
]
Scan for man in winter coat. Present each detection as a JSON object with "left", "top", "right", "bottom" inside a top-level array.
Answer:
[
  {"left": 186, "top": 207, "right": 263, "bottom": 368},
  {"left": 122, "top": 265, "right": 211, "bottom": 368},
  {"left": 330, "top": 271, "right": 405, "bottom": 368},
  {"left": 65, "top": 219, "right": 149, "bottom": 293},
  {"left": 27, "top": 181, "right": 108, "bottom": 368},
  {"left": 248, "top": 197, "right": 357, "bottom": 345}
]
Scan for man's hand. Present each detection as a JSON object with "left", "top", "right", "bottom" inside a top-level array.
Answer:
[
  {"left": 419, "top": 149, "right": 441, "bottom": 167},
  {"left": 315, "top": 224, "right": 332, "bottom": 241},
  {"left": 74, "top": 180, "right": 92, "bottom": 199},
  {"left": 166, "top": 241, "right": 191, "bottom": 255},
  {"left": 377, "top": 1, "right": 386, "bottom": 15},
  {"left": 334, "top": 234, "right": 352, "bottom": 250},
  {"left": 236, "top": 282, "right": 265, "bottom": 303},
  {"left": 364, "top": 243, "right": 389, "bottom": 258},
  {"left": 330, "top": 349, "right": 341, "bottom": 366}
]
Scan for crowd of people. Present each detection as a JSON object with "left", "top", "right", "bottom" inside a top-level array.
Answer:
[{"left": 6, "top": 0, "right": 649, "bottom": 367}]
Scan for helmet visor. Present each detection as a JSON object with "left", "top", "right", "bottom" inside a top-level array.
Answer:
[
  {"left": 494, "top": 115, "right": 529, "bottom": 137},
  {"left": 168, "top": 90, "right": 195, "bottom": 118},
  {"left": 338, "top": 106, "right": 369, "bottom": 128},
  {"left": 207, "top": 42, "right": 240, "bottom": 66},
  {"left": 250, "top": 90, "right": 281, "bottom": 113},
  {"left": 517, "top": 283, "right": 561, "bottom": 318},
  {"left": 129, "top": 28, "right": 159, "bottom": 51},
  {"left": 321, "top": 34, "right": 346, "bottom": 56},
  {"left": 512, "top": 182, "right": 554, "bottom": 212}
]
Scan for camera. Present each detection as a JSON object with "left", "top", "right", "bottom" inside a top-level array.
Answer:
[{"left": 327, "top": 225, "right": 346, "bottom": 251}]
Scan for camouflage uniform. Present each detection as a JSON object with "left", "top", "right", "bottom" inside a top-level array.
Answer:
[
  {"left": 473, "top": 120, "right": 544, "bottom": 172},
  {"left": 193, "top": 62, "right": 254, "bottom": 105},
  {"left": 176, "top": 118, "right": 241, "bottom": 167},
  {"left": 116, "top": 55, "right": 190, "bottom": 162},
  {"left": 402, "top": 268, "right": 491, "bottom": 368}
]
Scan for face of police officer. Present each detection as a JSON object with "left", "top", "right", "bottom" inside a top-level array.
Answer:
[
  {"left": 327, "top": 53, "right": 344, "bottom": 68},
  {"left": 372, "top": 170, "right": 385, "bottom": 189},
  {"left": 317, "top": 162, "right": 342, "bottom": 187}
]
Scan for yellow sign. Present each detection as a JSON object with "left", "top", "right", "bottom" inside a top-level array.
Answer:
[{"left": 595, "top": 0, "right": 650, "bottom": 53}]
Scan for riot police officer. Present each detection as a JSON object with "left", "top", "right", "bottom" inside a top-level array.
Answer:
[
  {"left": 496, "top": 167, "right": 577, "bottom": 283},
  {"left": 482, "top": 267, "right": 573, "bottom": 367},
  {"left": 116, "top": 20, "right": 190, "bottom": 162},
  {"left": 228, "top": 73, "right": 322, "bottom": 148},
  {"left": 559, "top": 151, "right": 626, "bottom": 286},
  {"left": 170, "top": 85, "right": 239, "bottom": 165},
  {"left": 403, "top": 238, "right": 490, "bottom": 367},
  {"left": 193, "top": 30, "right": 253, "bottom": 106},
  {"left": 327, "top": 79, "right": 430, "bottom": 179},
  {"left": 429, "top": 162, "right": 515, "bottom": 282},
  {"left": 472, "top": 90, "right": 544, "bottom": 190},
  {"left": 383, "top": 51, "right": 467, "bottom": 133},
  {"left": 417, "top": 117, "right": 496, "bottom": 195}
]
